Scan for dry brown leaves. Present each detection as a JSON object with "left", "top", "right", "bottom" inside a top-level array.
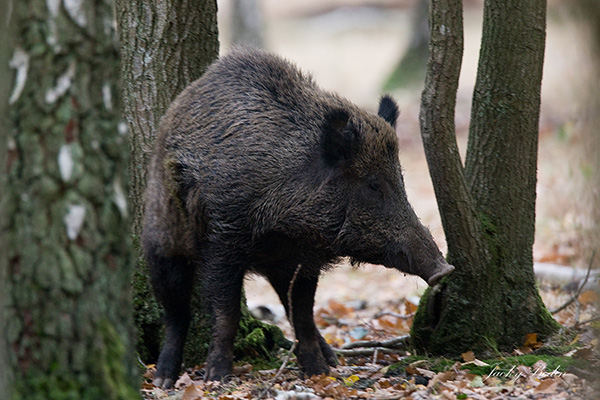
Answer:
[
  {"left": 142, "top": 284, "right": 598, "bottom": 400},
  {"left": 142, "top": 358, "right": 595, "bottom": 400}
]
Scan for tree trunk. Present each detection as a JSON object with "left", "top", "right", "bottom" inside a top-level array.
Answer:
[
  {"left": 116, "top": 0, "right": 288, "bottom": 369},
  {"left": 2, "top": 1, "right": 138, "bottom": 398},
  {"left": 412, "top": 0, "right": 559, "bottom": 355},
  {"left": 116, "top": 0, "right": 219, "bottom": 366},
  {"left": 574, "top": 1, "right": 600, "bottom": 258},
  {"left": 1, "top": 2, "right": 11, "bottom": 398}
]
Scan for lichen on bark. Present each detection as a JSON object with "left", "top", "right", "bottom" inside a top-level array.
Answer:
[{"left": 3, "top": 0, "right": 138, "bottom": 398}]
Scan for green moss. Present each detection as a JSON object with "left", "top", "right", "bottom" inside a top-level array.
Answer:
[
  {"left": 93, "top": 320, "right": 140, "bottom": 400},
  {"left": 234, "top": 311, "right": 292, "bottom": 369}
]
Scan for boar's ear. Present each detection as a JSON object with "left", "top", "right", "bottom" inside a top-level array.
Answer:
[
  {"left": 378, "top": 95, "right": 399, "bottom": 129},
  {"left": 322, "top": 108, "right": 359, "bottom": 167}
]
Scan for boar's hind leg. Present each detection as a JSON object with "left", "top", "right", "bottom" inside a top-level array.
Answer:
[
  {"left": 267, "top": 272, "right": 336, "bottom": 376},
  {"left": 149, "top": 255, "right": 195, "bottom": 389},
  {"left": 203, "top": 264, "right": 244, "bottom": 382}
]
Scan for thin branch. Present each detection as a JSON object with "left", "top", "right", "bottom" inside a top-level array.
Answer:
[
  {"left": 333, "top": 347, "right": 404, "bottom": 357},
  {"left": 340, "top": 335, "right": 410, "bottom": 350},
  {"left": 576, "top": 315, "right": 600, "bottom": 327},
  {"left": 260, "top": 264, "right": 303, "bottom": 398},
  {"left": 573, "top": 297, "right": 581, "bottom": 328},
  {"left": 372, "top": 348, "right": 379, "bottom": 364},
  {"left": 551, "top": 251, "right": 596, "bottom": 315},
  {"left": 374, "top": 311, "right": 415, "bottom": 320}
]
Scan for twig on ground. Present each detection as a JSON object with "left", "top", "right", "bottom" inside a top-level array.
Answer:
[
  {"left": 573, "top": 297, "right": 581, "bottom": 327},
  {"left": 260, "top": 264, "right": 303, "bottom": 399},
  {"left": 550, "top": 251, "right": 596, "bottom": 315},
  {"left": 576, "top": 315, "right": 600, "bottom": 327},
  {"left": 340, "top": 335, "right": 410, "bottom": 350},
  {"left": 374, "top": 311, "right": 416, "bottom": 319},
  {"left": 333, "top": 347, "right": 405, "bottom": 356},
  {"left": 372, "top": 348, "right": 379, "bottom": 364}
]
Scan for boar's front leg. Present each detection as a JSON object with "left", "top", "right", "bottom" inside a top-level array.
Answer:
[
  {"left": 267, "top": 271, "right": 336, "bottom": 376},
  {"left": 203, "top": 262, "right": 244, "bottom": 382}
]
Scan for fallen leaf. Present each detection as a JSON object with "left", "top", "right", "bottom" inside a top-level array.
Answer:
[
  {"left": 523, "top": 333, "right": 542, "bottom": 348},
  {"left": 377, "top": 378, "right": 393, "bottom": 389},
  {"left": 143, "top": 369, "right": 155, "bottom": 379},
  {"left": 532, "top": 359, "right": 547, "bottom": 374},
  {"left": 578, "top": 290, "right": 600, "bottom": 305},
  {"left": 415, "top": 367, "right": 436, "bottom": 379},
  {"left": 328, "top": 300, "right": 354, "bottom": 318},
  {"left": 463, "top": 359, "right": 489, "bottom": 367},
  {"left": 484, "top": 376, "right": 501, "bottom": 386},
  {"left": 535, "top": 378, "right": 560, "bottom": 393},
  {"left": 405, "top": 298, "right": 419, "bottom": 314},
  {"left": 461, "top": 350, "right": 475, "bottom": 362},
  {"left": 434, "top": 371, "right": 456, "bottom": 383},
  {"left": 517, "top": 365, "right": 532, "bottom": 378},
  {"left": 175, "top": 372, "right": 194, "bottom": 389},
  {"left": 342, "top": 374, "right": 360, "bottom": 386},
  {"left": 573, "top": 345, "right": 594, "bottom": 360},
  {"left": 182, "top": 385, "right": 204, "bottom": 400},
  {"left": 233, "top": 363, "right": 253, "bottom": 375},
  {"left": 469, "top": 376, "right": 484, "bottom": 388}
]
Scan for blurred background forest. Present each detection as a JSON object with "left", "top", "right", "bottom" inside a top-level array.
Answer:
[{"left": 211, "top": 0, "right": 600, "bottom": 307}]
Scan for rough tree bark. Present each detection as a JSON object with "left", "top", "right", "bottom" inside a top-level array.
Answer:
[
  {"left": 116, "top": 0, "right": 220, "bottom": 366},
  {"left": 1, "top": 0, "right": 138, "bottom": 398},
  {"left": 116, "top": 0, "right": 287, "bottom": 369},
  {"left": 1, "top": 1, "right": 11, "bottom": 398},
  {"left": 412, "top": 0, "right": 559, "bottom": 355}
]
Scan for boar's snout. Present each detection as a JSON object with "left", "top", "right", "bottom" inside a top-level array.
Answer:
[
  {"left": 424, "top": 260, "right": 455, "bottom": 286},
  {"left": 387, "top": 246, "right": 455, "bottom": 286}
]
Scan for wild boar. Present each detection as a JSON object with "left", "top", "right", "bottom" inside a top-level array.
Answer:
[{"left": 142, "top": 49, "right": 454, "bottom": 387}]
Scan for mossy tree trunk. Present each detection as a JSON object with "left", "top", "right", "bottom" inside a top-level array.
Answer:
[
  {"left": 116, "top": 0, "right": 219, "bottom": 366},
  {"left": 116, "top": 0, "right": 287, "bottom": 369},
  {"left": 1, "top": 1, "right": 11, "bottom": 398},
  {"left": 1, "top": 0, "right": 138, "bottom": 398},
  {"left": 412, "top": 0, "right": 560, "bottom": 355}
]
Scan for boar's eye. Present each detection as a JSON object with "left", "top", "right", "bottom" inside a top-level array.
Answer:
[{"left": 368, "top": 181, "right": 383, "bottom": 198}]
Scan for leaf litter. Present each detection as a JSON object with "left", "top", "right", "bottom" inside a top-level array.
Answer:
[{"left": 141, "top": 282, "right": 599, "bottom": 400}]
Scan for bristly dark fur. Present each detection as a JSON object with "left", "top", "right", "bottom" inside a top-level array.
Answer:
[{"left": 142, "top": 48, "right": 454, "bottom": 388}]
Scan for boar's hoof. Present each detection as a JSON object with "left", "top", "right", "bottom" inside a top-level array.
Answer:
[
  {"left": 427, "top": 263, "right": 455, "bottom": 286},
  {"left": 298, "top": 354, "right": 331, "bottom": 378},
  {"left": 205, "top": 366, "right": 234, "bottom": 382},
  {"left": 301, "top": 363, "right": 331, "bottom": 379},
  {"left": 153, "top": 376, "right": 175, "bottom": 389}
]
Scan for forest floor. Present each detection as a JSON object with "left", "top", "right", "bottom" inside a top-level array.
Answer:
[
  {"left": 141, "top": 1, "right": 599, "bottom": 399},
  {"left": 141, "top": 275, "right": 599, "bottom": 400}
]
